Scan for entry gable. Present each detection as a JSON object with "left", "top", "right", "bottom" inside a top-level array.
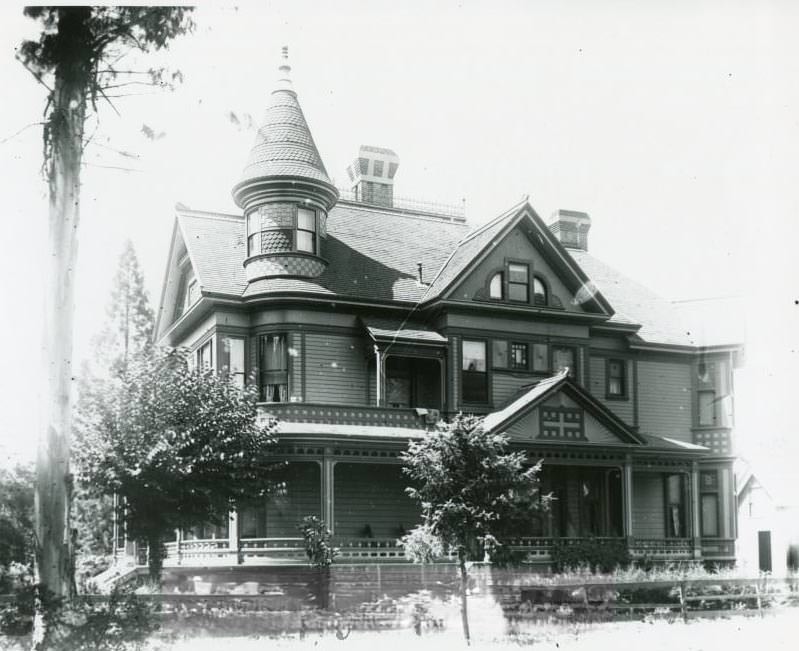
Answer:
[
  {"left": 434, "top": 202, "right": 613, "bottom": 317},
  {"left": 482, "top": 369, "right": 645, "bottom": 446}
]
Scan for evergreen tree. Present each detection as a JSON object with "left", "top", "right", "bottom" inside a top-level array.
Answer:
[{"left": 18, "top": 7, "right": 194, "bottom": 617}]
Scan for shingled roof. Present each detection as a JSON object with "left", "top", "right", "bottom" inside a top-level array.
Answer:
[{"left": 174, "top": 198, "right": 721, "bottom": 348}]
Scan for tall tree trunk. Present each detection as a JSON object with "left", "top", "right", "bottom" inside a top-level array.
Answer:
[
  {"left": 458, "top": 550, "right": 471, "bottom": 645},
  {"left": 147, "top": 533, "right": 164, "bottom": 586},
  {"left": 34, "top": 9, "right": 91, "bottom": 642}
]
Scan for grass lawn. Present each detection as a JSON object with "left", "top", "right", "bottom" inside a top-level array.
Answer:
[{"left": 158, "top": 608, "right": 798, "bottom": 651}]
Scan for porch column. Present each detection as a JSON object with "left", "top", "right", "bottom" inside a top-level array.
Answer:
[
  {"left": 373, "top": 344, "right": 382, "bottom": 407},
  {"left": 175, "top": 528, "right": 182, "bottom": 565},
  {"left": 228, "top": 510, "right": 239, "bottom": 554},
  {"left": 322, "top": 452, "right": 335, "bottom": 533},
  {"left": 622, "top": 455, "right": 634, "bottom": 539},
  {"left": 690, "top": 461, "right": 702, "bottom": 559}
]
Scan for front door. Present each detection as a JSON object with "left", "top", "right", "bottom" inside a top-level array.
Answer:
[{"left": 758, "top": 530, "right": 772, "bottom": 573}]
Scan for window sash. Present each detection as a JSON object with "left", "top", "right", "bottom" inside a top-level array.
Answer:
[
  {"left": 510, "top": 343, "right": 528, "bottom": 370},
  {"left": 462, "top": 371, "right": 488, "bottom": 403},
  {"left": 698, "top": 390, "right": 717, "bottom": 425},
  {"left": 532, "top": 277, "right": 547, "bottom": 306},
  {"left": 607, "top": 359, "right": 626, "bottom": 396},
  {"left": 553, "top": 346, "right": 576, "bottom": 378},
  {"left": 296, "top": 229, "right": 315, "bottom": 253},
  {"left": 462, "top": 340, "right": 486, "bottom": 372},
  {"left": 489, "top": 272, "right": 503, "bottom": 299},
  {"left": 221, "top": 337, "right": 245, "bottom": 386}
]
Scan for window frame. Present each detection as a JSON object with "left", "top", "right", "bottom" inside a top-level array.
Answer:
[
  {"left": 507, "top": 261, "right": 530, "bottom": 303},
  {"left": 296, "top": 207, "right": 317, "bottom": 254},
  {"left": 461, "top": 339, "right": 489, "bottom": 404},
  {"left": 220, "top": 335, "right": 246, "bottom": 388},
  {"left": 552, "top": 345, "right": 577, "bottom": 380},
  {"left": 195, "top": 338, "right": 214, "bottom": 371},
  {"left": 606, "top": 358, "right": 628, "bottom": 399},
  {"left": 697, "top": 389, "right": 717, "bottom": 426},
  {"left": 259, "top": 332, "right": 289, "bottom": 403},
  {"left": 510, "top": 342, "right": 529, "bottom": 370},
  {"left": 700, "top": 470, "right": 721, "bottom": 538},
  {"left": 488, "top": 271, "right": 504, "bottom": 300},
  {"left": 532, "top": 275, "right": 548, "bottom": 306}
]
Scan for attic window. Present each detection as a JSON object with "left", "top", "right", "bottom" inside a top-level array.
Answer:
[
  {"left": 489, "top": 272, "right": 503, "bottom": 299},
  {"left": 508, "top": 263, "right": 529, "bottom": 302}
]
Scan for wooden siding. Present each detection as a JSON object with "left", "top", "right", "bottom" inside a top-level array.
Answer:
[
  {"left": 632, "top": 473, "right": 665, "bottom": 538},
  {"left": 304, "top": 333, "right": 369, "bottom": 405},
  {"left": 333, "top": 463, "right": 420, "bottom": 538},
  {"left": 264, "top": 462, "right": 321, "bottom": 538},
  {"left": 589, "top": 356, "right": 635, "bottom": 425},
  {"left": 636, "top": 359, "right": 692, "bottom": 441},
  {"left": 492, "top": 372, "right": 534, "bottom": 407}
]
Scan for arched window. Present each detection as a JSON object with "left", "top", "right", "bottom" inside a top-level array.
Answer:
[
  {"left": 533, "top": 276, "right": 548, "bottom": 306},
  {"left": 489, "top": 272, "right": 503, "bottom": 299}
]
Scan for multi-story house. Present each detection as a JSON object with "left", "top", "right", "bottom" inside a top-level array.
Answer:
[{"left": 139, "top": 50, "right": 742, "bottom": 569}]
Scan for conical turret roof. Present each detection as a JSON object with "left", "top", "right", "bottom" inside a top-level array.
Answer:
[{"left": 236, "top": 48, "right": 333, "bottom": 189}]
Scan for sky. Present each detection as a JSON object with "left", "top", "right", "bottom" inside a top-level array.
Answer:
[{"left": 0, "top": 1, "right": 797, "bottom": 477}]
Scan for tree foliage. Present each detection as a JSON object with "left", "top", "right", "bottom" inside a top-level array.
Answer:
[
  {"left": 0, "top": 464, "right": 35, "bottom": 589},
  {"left": 401, "top": 414, "right": 549, "bottom": 644},
  {"left": 74, "top": 349, "right": 280, "bottom": 580}
]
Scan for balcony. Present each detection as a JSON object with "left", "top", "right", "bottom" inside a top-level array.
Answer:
[{"left": 257, "top": 402, "right": 442, "bottom": 433}]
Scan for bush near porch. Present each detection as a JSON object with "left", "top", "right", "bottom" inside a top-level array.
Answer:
[{"left": 549, "top": 538, "right": 632, "bottom": 574}]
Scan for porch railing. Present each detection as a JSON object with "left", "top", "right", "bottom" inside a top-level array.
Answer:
[{"left": 154, "top": 536, "right": 699, "bottom": 566}]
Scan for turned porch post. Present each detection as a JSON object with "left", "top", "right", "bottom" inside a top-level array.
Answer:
[
  {"left": 228, "top": 510, "right": 239, "bottom": 556},
  {"left": 321, "top": 452, "right": 335, "bottom": 532},
  {"left": 690, "top": 461, "right": 702, "bottom": 559},
  {"left": 622, "top": 455, "right": 634, "bottom": 540}
]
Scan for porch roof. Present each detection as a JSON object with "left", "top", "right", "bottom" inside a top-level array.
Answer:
[
  {"left": 276, "top": 421, "right": 426, "bottom": 439},
  {"left": 360, "top": 316, "right": 447, "bottom": 346}
]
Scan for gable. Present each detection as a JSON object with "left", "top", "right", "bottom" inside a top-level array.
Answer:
[
  {"left": 504, "top": 391, "right": 629, "bottom": 445},
  {"left": 154, "top": 221, "right": 199, "bottom": 341},
  {"left": 448, "top": 221, "right": 588, "bottom": 314},
  {"left": 439, "top": 206, "right": 612, "bottom": 316}
]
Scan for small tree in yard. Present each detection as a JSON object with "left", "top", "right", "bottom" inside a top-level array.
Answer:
[
  {"left": 74, "top": 348, "right": 280, "bottom": 583},
  {"left": 400, "top": 414, "right": 549, "bottom": 645}
]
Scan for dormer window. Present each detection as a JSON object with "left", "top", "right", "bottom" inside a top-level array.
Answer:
[
  {"left": 489, "top": 272, "right": 503, "bottom": 299},
  {"left": 508, "top": 263, "right": 529, "bottom": 302},
  {"left": 533, "top": 276, "right": 548, "bottom": 306},
  {"left": 296, "top": 207, "right": 317, "bottom": 254}
]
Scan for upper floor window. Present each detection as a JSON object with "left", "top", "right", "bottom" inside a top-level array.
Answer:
[
  {"left": 533, "top": 276, "right": 547, "bottom": 306},
  {"left": 221, "top": 336, "right": 246, "bottom": 389},
  {"left": 553, "top": 346, "right": 576, "bottom": 379},
  {"left": 510, "top": 342, "right": 528, "bottom": 370},
  {"left": 508, "top": 263, "right": 529, "bottom": 302},
  {"left": 698, "top": 390, "right": 717, "bottom": 426},
  {"left": 296, "top": 208, "right": 317, "bottom": 254},
  {"left": 489, "top": 272, "right": 503, "bottom": 299},
  {"left": 246, "top": 205, "right": 321, "bottom": 257},
  {"left": 696, "top": 358, "right": 732, "bottom": 427},
  {"left": 196, "top": 339, "right": 213, "bottom": 371},
  {"left": 607, "top": 359, "right": 627, "bottom": 398},
  {"left": 532, "top": 343, "right": 549, "bottom": 372},
  {"left": 260, "top": 334, "right": 288, "bottom": 403},
  {"left": 462, "top": 340, "right": 488, "bottom": 403}
]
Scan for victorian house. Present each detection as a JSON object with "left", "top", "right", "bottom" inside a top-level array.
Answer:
[{"left": 130, "top": 49, "right": 742, "bottom": 570}]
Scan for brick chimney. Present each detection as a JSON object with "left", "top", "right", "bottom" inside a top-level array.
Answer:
[
  {"left": 346, "top": 145, "right": 399, "bottom": 208},
  {"left": 548, "top": 209, "right": 591, "bottom": 251}
]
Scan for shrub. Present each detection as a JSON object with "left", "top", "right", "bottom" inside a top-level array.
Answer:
[
  {"left": 550, "top": 538, "right": 631, "bottom": 574},
  {"left": 298, "top": 516, "right": 336, "bottom": 568}
]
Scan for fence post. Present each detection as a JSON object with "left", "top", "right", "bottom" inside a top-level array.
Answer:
[{"left": 678, "top": 581, "right": 688, "bottom": 623}]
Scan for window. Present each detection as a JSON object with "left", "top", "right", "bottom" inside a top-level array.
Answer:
[
  {"left": 607, "top": 359, "right": 627, "bottom": 398},
  {"left": 508, "top": 263, "right": 529, "bottom": 302},
  {"left": 259, "top": 334, "right": 288, "bottom": 402},
  {"left": 532, "top": 277, "right": 547, "bottom": 306},
  {"left": 489, "top": 272, "right": 503, "bottom": 299},
  {"left": 220, "top": 336, "right": 246, "bottom": 388},
  {"left": 532, "top": 343, "right": 548, "bottom": 372},
  {"left": 553, "top": 346, "right": 576, "bottom": 378},
  {"left": 700, "top": 470, "right": 720, "bottom": 537},
  {"left": 698, "top": 390, "right": 717, "bottom": 426},
  {"left": 510, "top": 343, "right": 528, "bottom": 370},
  {"left": 247, "top": 211, "right": 261, "bottom": 257},
  {"left": 296, "top": 208, "right": 316, "bottom": 254},
  {"left": 196, "top": 339, "right": 213, "bottom": 371},
  {"left": 462, "top": 340, "right": 487, "bottom": 403},
  {"left": 492, "top": 340, "right": 508, "bottom": 368}
]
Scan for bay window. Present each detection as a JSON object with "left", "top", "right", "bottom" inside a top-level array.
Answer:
[
  {"left": 220, "top": 336, "right": 246, "bottom": 388},
  {"left": 260, "top": 333, "right": 288, "bottom": 402}
]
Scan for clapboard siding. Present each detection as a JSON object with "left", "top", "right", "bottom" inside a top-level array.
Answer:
[
  {"left": 304, "top": 333, "right": 369, "bottom": 405},
  {"left": 333, "top": 464, "right": 420, "bottom": 538},
  {"left": 589, "top": 356, "right": 635, "bottom": 425},
  {"left": 632, "top": 473, "right": 664, "bottom": 538},
  {"left": 266, "top": 462, "right": 321, "bottom": 537},
  {"left": 637, "top": 359, "right": 692, "bottom": 441},
  {"left": 492, "top": 372, "right": 535, "bottom": 407}
]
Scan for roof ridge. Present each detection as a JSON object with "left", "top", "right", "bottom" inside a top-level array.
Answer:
[
  {"left": 335, "top": 199, "right": 471, "bottom": 227},
  {"left": 458, "top": 197, "right": 528, "bottom": 245}
]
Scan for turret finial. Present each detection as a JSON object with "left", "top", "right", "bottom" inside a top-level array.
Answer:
[{"left": 276, "top": 45, "right": 293, "bottom": 92}]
